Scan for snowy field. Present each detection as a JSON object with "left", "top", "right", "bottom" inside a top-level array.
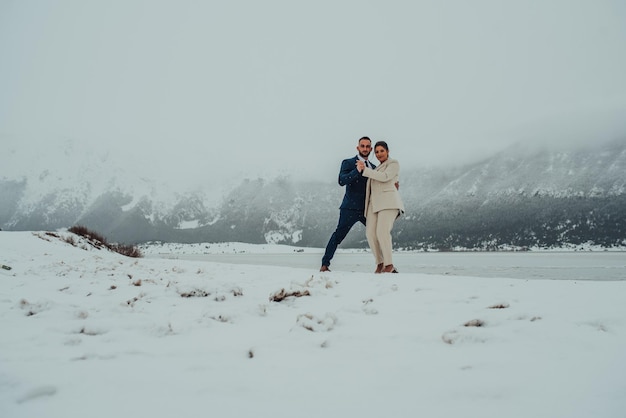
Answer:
[{"left": 2, "top": 231, "right": 626, "bottom": 418}]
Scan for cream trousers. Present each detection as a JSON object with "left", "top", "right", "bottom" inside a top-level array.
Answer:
[{"left": 365, "top": 206, "right": 399, "bottom": 266}]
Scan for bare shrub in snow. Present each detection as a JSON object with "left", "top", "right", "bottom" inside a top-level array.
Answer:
[
  {"left": 269, "top": 288, "right": 311, "bottom": 302},
  {"left": 296, "top": 313, "right": 337, "bottom": 332},
  {"left": 125, "top": 293, "right": 145, "bottom": 307},
  {"left": 179, "top": 289, "right": 211, "bottom": 298},
  {"left": 68, "top": 225, "right": 142, "bottom": 258},
  {"left": 113, "top": 244, "right": 142, "bottom": 258},
  {"left": 464, "top": 319, "right": 485, "bottom": 327}
]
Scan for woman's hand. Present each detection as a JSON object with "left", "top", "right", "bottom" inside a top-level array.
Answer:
[{"left": 356, "top": 160, "right": 365, "bottom": 173}]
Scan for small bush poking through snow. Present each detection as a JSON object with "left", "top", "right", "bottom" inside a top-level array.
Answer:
[
  {"left": 63, "top": 235, "right": 76, "bottom": 246},
  {"left": 464, "top": 319, "right": 485, "bottom": 327},
  {"left": 269, "top": 288, "right": 311, "bottom": 302},
  {"left": 296, "top": 313, "right": 337, "bottom": 332},
  {"left": 68, "top": 225, "right": 142, "bottom": 258},
  {"left": 488, "top": 303, "right": 510, "bottom": 309},
  {"left": 113, "top": 244, "right": 142, "bottom": 258},
  {"left": 179, "top": 289, "right": 211, "bottom": 298}
]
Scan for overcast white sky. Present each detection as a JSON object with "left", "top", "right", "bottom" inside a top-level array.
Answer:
[{"left": 2, "top": 0, "right": 626, "bottom": 188}]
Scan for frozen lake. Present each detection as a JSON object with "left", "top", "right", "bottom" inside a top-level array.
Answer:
[{"left": 151, "top": 250, "right": 626, "bottom": 281}]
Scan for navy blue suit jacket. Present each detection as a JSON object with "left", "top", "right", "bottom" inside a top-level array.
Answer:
[{"left": 338, "top": 156, "right": 376, "bottom": 210}]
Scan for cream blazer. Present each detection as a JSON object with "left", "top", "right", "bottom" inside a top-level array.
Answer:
[{"left": 362, "top": 158, "right": 405, "bottom": 217}]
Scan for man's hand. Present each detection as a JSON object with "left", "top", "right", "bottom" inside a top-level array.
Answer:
[{"left": 356, "top": 160, "right": 365, "bottom": 173}]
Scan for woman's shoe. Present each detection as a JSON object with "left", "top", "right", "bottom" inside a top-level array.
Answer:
[
  {"left": 383, "top": 264, "right": 398, "bottom": 273},
  {"left": 374, "top": 263, "right": 384, "bottom": 273}
]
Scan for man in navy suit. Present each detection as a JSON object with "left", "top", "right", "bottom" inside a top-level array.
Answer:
[{"left": 320, "top": 137, "right": 375, "bottom": 272}]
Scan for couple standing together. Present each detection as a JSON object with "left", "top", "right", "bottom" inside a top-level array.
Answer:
[{"left": 320, "top": 136, "right": 405, "bottom": 274}]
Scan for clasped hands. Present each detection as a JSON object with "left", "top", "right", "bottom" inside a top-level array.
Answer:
[{"left": 356, "top": 160, "right": 399, "bottom": 189}]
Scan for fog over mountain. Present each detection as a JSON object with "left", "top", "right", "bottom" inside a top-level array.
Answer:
[
  {"left": 2, "top": 137, "right": 625, "bottom": 250},
  {"left": 3, "top": 1, "right": 626, "bottom": 188}
]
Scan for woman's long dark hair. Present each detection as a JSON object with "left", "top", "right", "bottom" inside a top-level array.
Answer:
[{"left": 374, "top": 140, "right": 388, "bottom": 151}]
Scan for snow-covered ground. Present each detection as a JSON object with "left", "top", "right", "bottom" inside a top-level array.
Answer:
[{"left": 2, "top": 231, "right": 625, "bottom": 418}]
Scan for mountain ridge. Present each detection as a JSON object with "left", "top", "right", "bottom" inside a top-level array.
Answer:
[{"left": 2, "top": 138, "right": 625, "bottom": 249}]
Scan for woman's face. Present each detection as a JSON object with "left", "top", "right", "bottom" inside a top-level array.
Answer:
[{"left": 374, "top": 145, "right": 388, "bottom": 163}]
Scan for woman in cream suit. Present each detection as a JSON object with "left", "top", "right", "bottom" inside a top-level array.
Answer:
[{"left": 357, "top": 141, "right": 405, "bottom": 273}]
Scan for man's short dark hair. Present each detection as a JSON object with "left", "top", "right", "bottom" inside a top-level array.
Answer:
[{"left": 358, "top": 136, "right": 371, "bottom": 143}]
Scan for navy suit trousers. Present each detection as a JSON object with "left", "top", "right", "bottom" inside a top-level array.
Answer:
[{"left": 321, "top": 208, "right": 366, "bottom": 267}]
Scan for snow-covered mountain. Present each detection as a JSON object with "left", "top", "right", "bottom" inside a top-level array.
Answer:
[
  {"left": 396, "top": 139, "right": 626, "bottom": 250},
  {"left": 2, "top": 138, "right": 625, "bottom": 249},
  {"left": 1, "top": 139, "right": 218, "bottom": 241},
  {"left": 422, "top": 141, "right": 626, "bottom": 200}
]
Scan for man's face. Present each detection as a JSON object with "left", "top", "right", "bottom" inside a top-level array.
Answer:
[{"left": 357, "top": 140, "right": 372, "bottom": 159}]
